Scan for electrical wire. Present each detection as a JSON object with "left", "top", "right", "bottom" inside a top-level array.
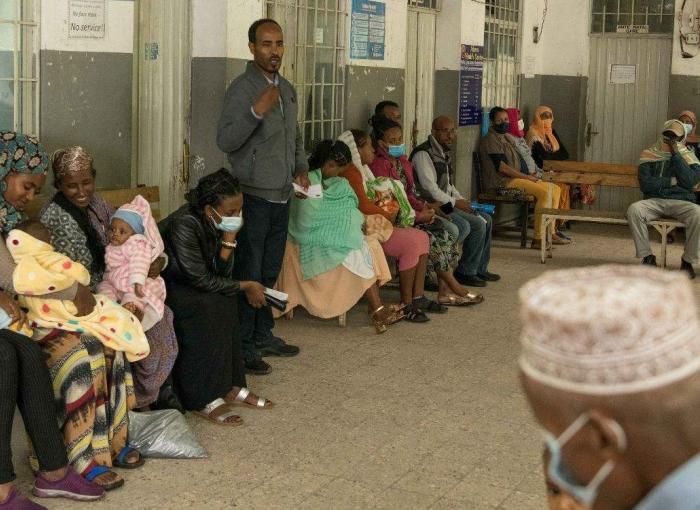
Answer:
[{"left": 536, "top": 0, "right": 549, "bottom": 43}]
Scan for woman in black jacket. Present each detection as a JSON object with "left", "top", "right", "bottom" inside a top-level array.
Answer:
[{"left": 160, "top": 169, "right": 272, "bottom": 425}]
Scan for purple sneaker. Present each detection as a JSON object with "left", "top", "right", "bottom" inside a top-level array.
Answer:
[
  {"left": 0, "top": 487, "right": 47, "bottom": 510},
  {"left": 32, "top": 466, "right": 105, "bottom": 501}
]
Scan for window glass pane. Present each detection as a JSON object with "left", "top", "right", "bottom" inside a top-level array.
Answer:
[
  {"left": 618, "top": 0, "right": 633, "bottom": 13},
  {"left": 663, "top": 0, "right": 675, "bottom": 14},
  {"left": 617, "top": 12, "right": 632, "bottom": 25},
  {"left": 592, "top": 13, "right": 604, "bottom": 32},
  {"left": 0, "top": 1, "right": 17, "bottom": 20},
  {"left": 593, "top": 0, "right": 606, "bottom": 12},
  {"left": 632, "top": 12, "right": 649, "bottom": 24},
  {"left": 605, "top": 0, "right": 619, "bottom": 12},
  {"left": 0, "top": 24, "right": 14, "bottom": 80},
  {"left": 604, "top": 13, "right": 618, "bottom": 32},
  {"left": 0, "top": 80, "right": 12, "bottom": 130}
]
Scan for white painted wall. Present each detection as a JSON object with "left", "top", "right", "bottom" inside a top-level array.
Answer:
[
  {"left": 521, "top": 0, "right": 590, "bottom": 77},
  {"left": 192, "top": 0, "right": 227, "bottom": 58},
  {"left": 41, "top": 0, "right": 133, "bottom": 53},
  {"left": 226, "top": 0, "right": 264, "bottom": 60},
  {"left": 434, "top": 0, "right": 461, "bottom": 71},
  {"left": 346, "top": 0, "right": 407, "bottom": 68},
  {"left": 672, "top": 0, "right": 700, "bottom": 76},
  {"left": 461, "top": 0, "right": 484, "bottom": 46}
]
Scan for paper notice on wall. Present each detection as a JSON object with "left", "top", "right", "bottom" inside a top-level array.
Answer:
[
  {"left": 68, "top": 0, "right": 105, "bottom": 39},
  {"left": 609, "top": 64, "right": 636, "bottom": 84},
  {"left": 523, "top": 56, "right": 537, "bottom": 78},
  {"left": 350, "top": 0, "right": 386, "bottom": 60}
]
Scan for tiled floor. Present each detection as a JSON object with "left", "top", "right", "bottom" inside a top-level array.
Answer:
[{"left": 11, "top": 224, "right": 700, "bottom": 509}]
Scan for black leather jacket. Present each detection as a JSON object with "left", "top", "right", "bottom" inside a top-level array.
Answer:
[{"left": 159, "top": 204, "right": 240, "bottom": 297}]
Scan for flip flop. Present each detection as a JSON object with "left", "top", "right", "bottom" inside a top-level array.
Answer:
[
  {"left": 85, "top": 465, "right": 124, "bottom": 491},
  {"left": 112, "top": 446, "right": 145, "bottom": 469},
  {"left": 194, "top": 398, "right": 244, "bottom": 425},
  {"left": 227, "top": 387, "right": 273, "bottom": 409}
]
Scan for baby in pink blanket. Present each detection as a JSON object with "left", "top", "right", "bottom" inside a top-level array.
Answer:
[{"left": 97, "top": 195, "right": 166, "bottom": 331}]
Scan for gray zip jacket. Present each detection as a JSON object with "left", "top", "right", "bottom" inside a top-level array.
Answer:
[{"left": 217, "top": 62, "right": 308, "bottom": 202}]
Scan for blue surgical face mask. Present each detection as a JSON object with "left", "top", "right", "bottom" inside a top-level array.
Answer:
[
  {"left": 0, "top": 308, "right": 12, "bottom": 329},
  {"left": 210, "top": 208, "right": 243, "bottom": 233},
  {"left": 543, "top": 413, "right": 626, "bottom": 507},
  {"left": 387, "top": 143, "right": 406, "bottom": 158},
  {"left": 683, "top": 123, "right": 694, "bottom": 137},
  {"left": 494, "top": 122, "right": 510, "bottom": 135}
]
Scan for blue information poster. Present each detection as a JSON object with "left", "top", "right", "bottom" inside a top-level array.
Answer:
[
  {"left": 458, "top": 44, "right": 484, "bottom": 126},
  {"left": 350, "top": 0, "right": 386, "bottom": 60}
]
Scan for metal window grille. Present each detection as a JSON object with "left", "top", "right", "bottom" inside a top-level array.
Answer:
[
  {"left": 0, "top": 0, "right": 39, "bottom": 134},
  {"left": 482, "top": 0, "right": 522, "bottom": 110},
  {"left": 265, "top": 0, "right": 346, "bottom": 151},
  {"left": 407, "top": 0, "right": 441, "bottom": 11},
  {"left": 591, "top": 0, "right": 676, "bottom": 35}
]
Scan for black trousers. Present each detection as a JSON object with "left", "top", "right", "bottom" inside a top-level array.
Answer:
[
  {"left": 234, "top": 194, "right": 290, "bottom": 360},
  {"left": 166, "top": 282, "right": 246, "bottom": 411},
  {"left": 0, "top": 330, "right": 67, "bottom": 484}
]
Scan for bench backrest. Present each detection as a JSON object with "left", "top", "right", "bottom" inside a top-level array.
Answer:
[
  {"left": 542, "top": 160, "right": 639, "bottom": 188},
  {"left": 23, "top": 186, "right": 161, "bottom": 221}
]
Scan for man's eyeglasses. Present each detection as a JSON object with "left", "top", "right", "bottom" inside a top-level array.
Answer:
[{"left": 435, "top": 128, "right": 456, "bottom": 135}]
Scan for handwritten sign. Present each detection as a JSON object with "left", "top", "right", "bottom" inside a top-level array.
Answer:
[
  {"left": 616, "top": 24, "right": 649, "bottom": 34},
  {"left": 458, "top": 45, "right": 484, "bottom": 126},
  {"left": 350, "top": 0, "right": 386, "bottom": 60},
  {"left": 68, "top": 0, "right": 105, "bottom": 39}
]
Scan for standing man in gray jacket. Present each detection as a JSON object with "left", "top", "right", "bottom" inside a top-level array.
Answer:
[{"left": 217, "top": 18, "right": 309, "bottom": 375}]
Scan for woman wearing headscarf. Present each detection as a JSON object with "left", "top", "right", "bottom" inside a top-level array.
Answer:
[
  {"left": 39, "top": 146, "right": 180, "bottom": 412},
  {"left": 159, "top": 169, "right": 272, "bottom": 425},
  {"left": 0, "top": 132, "right": 105, "bottom": 508},
  {"left": 0, "top": 133, "right": 141, "bottom": 493},
  {"left": 276, "top": 140, "right": 403, "bottom": 332},
  {"left": 508, "top": 108, "right": 572, "bottom": 242},
  {"left": 525, "top": 106, "right": 579, "bottom": 237}
]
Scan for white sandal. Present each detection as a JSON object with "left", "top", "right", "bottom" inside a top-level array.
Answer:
[
  {"left": 227, "top": 387, "right": 273, "bottom": 409},
  {"left": 193, "top": 398, "right": 243, "bottom": 426}
]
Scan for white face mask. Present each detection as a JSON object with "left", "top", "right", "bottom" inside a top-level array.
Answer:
[{"left": 518, "top": 119, "right": 525, "bottom": 131}]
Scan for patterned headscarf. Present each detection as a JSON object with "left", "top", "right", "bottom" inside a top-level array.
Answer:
[
  {"left": 526, "top": 106, "right": 560, "bottom": 152},
  {"left": 639, "top": 119, "right": 700, "bottom": 166},
  {"left": 0, "top": 131, "right": 49, "bottom": 233}
]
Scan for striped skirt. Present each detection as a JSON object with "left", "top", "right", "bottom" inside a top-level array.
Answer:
[{"left": 33, "top": 331, "right": 135, "bottom": 475}]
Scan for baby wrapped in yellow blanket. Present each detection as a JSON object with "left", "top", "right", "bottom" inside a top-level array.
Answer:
[{"left": 6, "top": 221, "right": 150, "bottom": 361}]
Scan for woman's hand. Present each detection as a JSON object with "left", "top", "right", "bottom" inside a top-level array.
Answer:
[
  {"left": 240, "top": 281, "right": 266, "bottom": 309},
  {"left": 147, "top": 257, "right": 166, "bottom": 278},
  {"left": 415, "top": 208, "right": 435, "bottom": 224},
  {"left": 73, "top": 284, "right": 96, "bottom": 316},
  {"left": 0, "top": 293, "right": 26, "bottom": 330},
  {"left": 134, "top": 283, "right": 145, "bottom": 298}
]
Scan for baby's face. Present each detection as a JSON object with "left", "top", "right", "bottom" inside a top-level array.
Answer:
[{"left": 109, "top": 218, "right": 135, "bottom": 246}]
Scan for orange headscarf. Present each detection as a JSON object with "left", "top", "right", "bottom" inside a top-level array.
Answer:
[
  {"left": 679, "top": 110, "right": 699, "bottom": 145},
  {"left": 526, "top": 106, "right": 560, "bottom": 153}
]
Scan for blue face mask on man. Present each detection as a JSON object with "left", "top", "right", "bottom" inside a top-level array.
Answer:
[
  {"left": 210, "top": 208, "right": 243, "bottom": 233},
  {"left": 387, "top": 143, "right": 406, "bottom": 158},
  {"left": 494, "top": 122, "right": 510, "bottom": 135},
  {"left": 542, "top": 413, "right": 626, "bottom": 507}
]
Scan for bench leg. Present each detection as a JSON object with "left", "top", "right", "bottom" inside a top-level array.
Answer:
[
  {"left": 541, "top": 216, "right": 550, "bottom": 264},
  {"left": 338, "top": 312, "right": 347, "bottom": 328},
  {"left": 521, "top": 202, "right": 529, "bottom": 249},
  {"left": 660, "top": 224, "right": 668, "bottom": 268}
]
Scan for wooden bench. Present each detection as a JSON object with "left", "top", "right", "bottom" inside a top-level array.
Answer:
[
  {"left": 473, "top": 152, "right": 535, "bottom": 248},
  {"left": 24, "top": 185, "right": 161, "bottom": 221},
  {"left": 539, "top": 161, "right": 684, "bottom": 266}
]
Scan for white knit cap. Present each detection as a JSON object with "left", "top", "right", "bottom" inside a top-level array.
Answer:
[{"left": 519, "top": 265, "right": 700, "bottom": 395}]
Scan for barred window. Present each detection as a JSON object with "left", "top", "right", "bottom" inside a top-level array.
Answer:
[
  {"left": 266, "top": 0, "right": 346, "bottom": 150},
  {"left": 0, "top": 0, "right": 39, "bottom": 134},
  {"left": 591, "top": 0, "right": 676, "bottom": 34},
  {"left": 407, "top": 0, "right": 441, "bottom": 10},
  {"left": 482, "top": 0, "right": 522, "bottom": 110}
]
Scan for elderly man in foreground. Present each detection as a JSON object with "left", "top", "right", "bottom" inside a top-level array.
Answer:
[{"left": 520, "top": 265, "right": 700, "bottom": 510}]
